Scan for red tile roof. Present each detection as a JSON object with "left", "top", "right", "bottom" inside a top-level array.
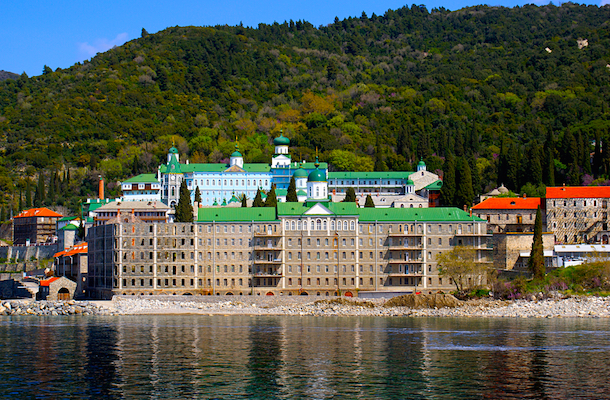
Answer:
[
  {"left": 54, "top": 243, "right": 88, "bottom": 258},
  {"left": 40, "top": 277, "right": 60, "bottom": 287},
  {"left": 546, "top": 186, "right": 610, "bottom": 199},
  {"left": 472, "top": 197, "right": 542, "bottom": 210},
  {"left": 14, "top": 207, "right": 63, "bottom": 219}
]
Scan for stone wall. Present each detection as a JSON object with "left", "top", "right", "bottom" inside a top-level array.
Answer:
[
  {"left": 0, "top": 244, "right": 58, "bottom": 261},
  {"left": 493, "top": 232, "right": 554, "bottom": 270}
]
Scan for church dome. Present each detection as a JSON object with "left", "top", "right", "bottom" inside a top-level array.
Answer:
[
  {"left": 308, "top": 168, "right": 326, "bottom": 182},
  {"left": 231, "top": 150, "right": 242, "bottom": 158},
  {"left": 406, "top": 178, "right": 414, "bottom": 186},
  {"left": 498, "top": 184, "right": 509, "bottom": 194},
  {"left": 273, "top": 133, "right": 290, "bottom": 146},
  {"left": 169, "top": 147, "right": 179, "bottom": 154},
  {"left": 417, "top": 160, "right": 426, "bottom": 167},
  {"left": 293, "top": 166, "right": 308, "bottom": 178}
]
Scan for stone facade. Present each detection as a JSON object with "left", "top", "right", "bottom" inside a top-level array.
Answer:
[
  {"left": 86, "top": 204, "right": 491, "bottom": 299},
  {"left": 492, "top": 232, "right": 555, "bottom": 270},
  {"left": 546, "top": 195, "right": 610, "bottom": 244}
]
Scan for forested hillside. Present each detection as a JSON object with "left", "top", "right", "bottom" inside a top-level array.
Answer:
[{"left": 0, "top": 3, "right": 609, "bottom": 216}]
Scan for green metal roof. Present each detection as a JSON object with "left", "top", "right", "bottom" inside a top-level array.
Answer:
[
  {"left": 273, "top": 134, "right": 290, "bottom": 146},
  {"left": 167, "top": 154, "right": 182, "bottom": 174},
  {"left": 293, "top": 167, "right": 308, "bottom": 178},
  {"left": 308, "top": 168, "right": 326, "bottom": 182},
  {"left": 123, "top": 174, "right": 159, "bottom": 184},
  {"left": 230, "top": 151, "right": 243, "bottom": 158},
  {"left": 418, "top": 159, "right": 426, "bottom": 166},
  {"left": 328, "top": 171, "right": 414, "bottom": 179},
  {"left": 160, "top": 163, "right": 270, "bottom": 173},
  {"left": 275, "top": 189, "right": 288, "bottom": 196},
  {"left": 425, "top": 180, "right": 443, "bottom": 190},
  {"left": 277, "top": 202, "right": 359, "bottom": 216},
  {"left": 357, "top": 207, "right": 485, "bottom": 222},
  {"left": 406, "top": 179, "right": 414, "bottom": 186},
  {"left": 58, "top": 216, "right": 77, "bottom": 222},
  {"left": 59, "top": 224, "right": 79, "bottom": 231},
  {"left": 169, "top": 147, "right": 179, "bottom": 154},
  {"left": 297, "top": 190, "right": 307, "bottom": 196},
  {"left": 197, "top": 207, "right": 277, "bottom": 222}
]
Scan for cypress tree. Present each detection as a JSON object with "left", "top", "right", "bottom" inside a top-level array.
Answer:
[
  {"left": 528, "top": 206, "right": 545, "bottom": 281},
  {"left": 0, "top": 207, "right": 5, "bottom": 223},
  {"left": 506, "top": 144, "right": 520, "bottom": 191},
  {"left": 343, "top": 187, "right": 356, "bottom": 202},
  {"left": 264, "top": 185, "right": 278, "bottom": 207},
  {"left": 364, "top": 194, "right": 375, "bottom": 208},
  {"left": 528, "top": 145, "right": 543, "bottom": 186},
  {"left": 543, "top": 147, "right": 556, "bottom": 186},
  {"left": 252, "top": 189, "right": 264, "bottom": 207},
  {"left": 440, "top": 153, "right": 456, "bottom": 206},
  {"left": 286, "top": 177, "right": 298, "bottom": 202},
  {"left": 48, "top": 171, "right": 56, "bottom": 204},
  {"left": 455, "top": 158, "right": 474, "bottom": 208},
  {"left": 241, "top": 194, "right": 247, "bottom": 207},
  {"left": 594, "top": 130, "right": 602, "bottom": 177},
  {"left": 34, "top": 172, "right": 45, "bottom": 207},
  {"left": 175, "top": 180, "right": 193, "bottom": 222},
  {"left": 25, "top": 180, "right": 32, "bottom": 208},
  {"left": 194, "top": 186, "right": 202, "bottom": 204}
]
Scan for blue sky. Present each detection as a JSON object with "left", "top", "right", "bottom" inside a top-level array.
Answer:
[{"left": 1, "top": 0, "right": 606, "bottom": 77}]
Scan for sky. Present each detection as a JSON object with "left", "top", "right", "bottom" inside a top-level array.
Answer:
[{"left": 1, "top": 0, "right": 607, "bottom": 77}]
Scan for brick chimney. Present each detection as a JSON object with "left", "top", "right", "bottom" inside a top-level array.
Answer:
[{"left": 98, "top": 175, "right": 104, "bottom": 200}]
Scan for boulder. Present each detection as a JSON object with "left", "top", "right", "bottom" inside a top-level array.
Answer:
[{"left": 384, "top": 293, "right": 463, "bottom": 309}]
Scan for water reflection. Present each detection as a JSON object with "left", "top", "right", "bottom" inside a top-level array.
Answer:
[{"left": 0, "top": 317, "right": 609, "bottom": 399}]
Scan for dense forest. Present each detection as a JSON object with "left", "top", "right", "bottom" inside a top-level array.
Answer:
[{"left": 0, "top": 3, "right": 609, "bottom": 216}]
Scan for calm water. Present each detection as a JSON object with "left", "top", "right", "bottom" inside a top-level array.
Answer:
[{"left": 0, "top": 316, "right": 609, "bottom": 399}]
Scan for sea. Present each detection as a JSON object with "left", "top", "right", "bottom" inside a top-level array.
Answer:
[{"left": 0, "top": 315, "right": 609, "bottom": 399}]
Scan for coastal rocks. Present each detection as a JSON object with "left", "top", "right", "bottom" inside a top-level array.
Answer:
[
  {"left": 384, "top": 293, "right": 462, "bottom": 309},
  {"left": 0, "top": 300, "right": 113, "bottom": 316}
]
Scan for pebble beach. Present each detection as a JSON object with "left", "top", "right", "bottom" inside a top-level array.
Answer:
[{"left": 2, "top": 294, "right": 610, "bottom": 318}]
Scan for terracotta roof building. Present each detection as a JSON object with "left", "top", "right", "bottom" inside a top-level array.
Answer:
[
  {"left": 472, "top": 197, "right": 544, "bottom": 233},
  {"left": 13, "top": 207, "right": 63, "bottom": 245},
  {"left": 545, "top": 186, "right": 610, "bottom": 244},
  {"left": 54, "top": 242, "right": 88, "bottom": 298}
]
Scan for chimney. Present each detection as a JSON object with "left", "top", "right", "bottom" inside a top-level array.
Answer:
[
  {"left": 463, "top": 205, "right": 467, "bottom": 212},
  {"left": 98, "top": 175, "right": 104, "bottom": 200}
]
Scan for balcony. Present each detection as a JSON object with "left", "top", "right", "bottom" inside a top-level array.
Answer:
[
  {"left": 253, "top": 258, "right": 282, "bottom": 264},
  {"left": 254, "top": 231, "right": 282, "bottom": 237},
  {"left": 387, "top": 272, "right": 424, "bottom": 277},
  {"left": 388, "top": 232, "right": 424, "bottom": 237},
  {"left": 253, "top": 244, "right": 281, "bottom": 250},
  {"left": 389, "top": 243, "right": 423, "bottom": 250},
  {"left": 387, "top": 258, "right": 424, "bottom": 264},
  {"left": 253, "top": 272, "right": 283, "bottom": 277}
]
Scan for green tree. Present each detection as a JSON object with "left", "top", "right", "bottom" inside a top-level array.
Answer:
[
  {"left": 437, "top": 246, "right": 490, "bottom": 293},
  {"left": 42, "top": 65, "right": 52, "bottom": 75},
  {"left": 252, "top": 189, "right": 264, "bottom": 207},
  {"left": 364, "top": 194, "right": 375, "bottom": 208},
  {"left": 194, "top": 186, "right": 202, "bottom": 204},
  {"left": 440, "top": 154, "right": 456, "bottom": 206},
  {"left": 528, "top": 205, "right": 545, "bottom": 280},
  {"left": 34, "top": 172, "right": 45, "bottom": 207},
  {"left": 240, "top": 194, "right": 248, "bottom": 207},
  {"left": 141, "top": 28, "right": 149, "bottom": 37},
  {"left": 286, "top": 176, "right": 298, "bottom": 202},
  {"left": 25, "top": 180, "right": 32, "bottom": 208},
  {"left": 264, "top": 185, "right": 278, "bottom": 207},
  {"left": 343, "top": 187, "right": 356, "bottom": 202},
  {"left": 455, "top": 157, "right": 474, "bottom": 209},
  {"left": 175, "top": 180, "right": 193, "bottom": 222}
]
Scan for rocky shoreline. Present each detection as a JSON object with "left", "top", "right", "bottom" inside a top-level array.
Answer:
[{"left": 1, "top": 295, "right": 610, "bottom": 318}]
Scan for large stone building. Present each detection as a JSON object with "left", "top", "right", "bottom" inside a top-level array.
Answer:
[
  {"left": 86, "top": 201, "right": 490, "bottom": 298},
  {"left": 121, "top": 134, "right": 441, "bottom": 208},
  {"left": 472, "top": 197, "right": 545, "bottom": 233},
  {"left": 545, "top": 186, "right": 610, "bottom": 244},
  {"left": 13, "top": 207, "right": 63, "bottom": 245}
]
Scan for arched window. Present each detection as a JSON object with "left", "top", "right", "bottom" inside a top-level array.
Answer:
[
  {"left": 350, "top": 221, "right": 355, "bottom": 231},
  {"left": 316, "top": 187, "right": 320, "bottom": 197},
  {"left": 343, "top": 221, "right": 348, "bottom": 230},
  {"left": 303, "top": 221, "right": 308, "bottom": 230},
  {"left": 330, "top": 220, "right": 335, "bottom": 230},
  {"left": 323, "top": 220, "right": 327, "bottom": 230},
  {"left": 317, "top": 219, "right": 322, "bottom": 230},
  {"left": 171, "top": 187, "right": 175, "bottom": 197},
  {"left": 285, "top": 221, "right": 289, "bottom": 230},
  {"left": 291, "top": 221, "right": 296, "bottom": 230},
  {"left": 297, "top": 221, "right": 301, "bottom": 230},
  {"left": 337, "top": 221, "right": 342, "bottom": 231},
  {"left": 212, "top": 180, "right": 215, "bottom": 185}
]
